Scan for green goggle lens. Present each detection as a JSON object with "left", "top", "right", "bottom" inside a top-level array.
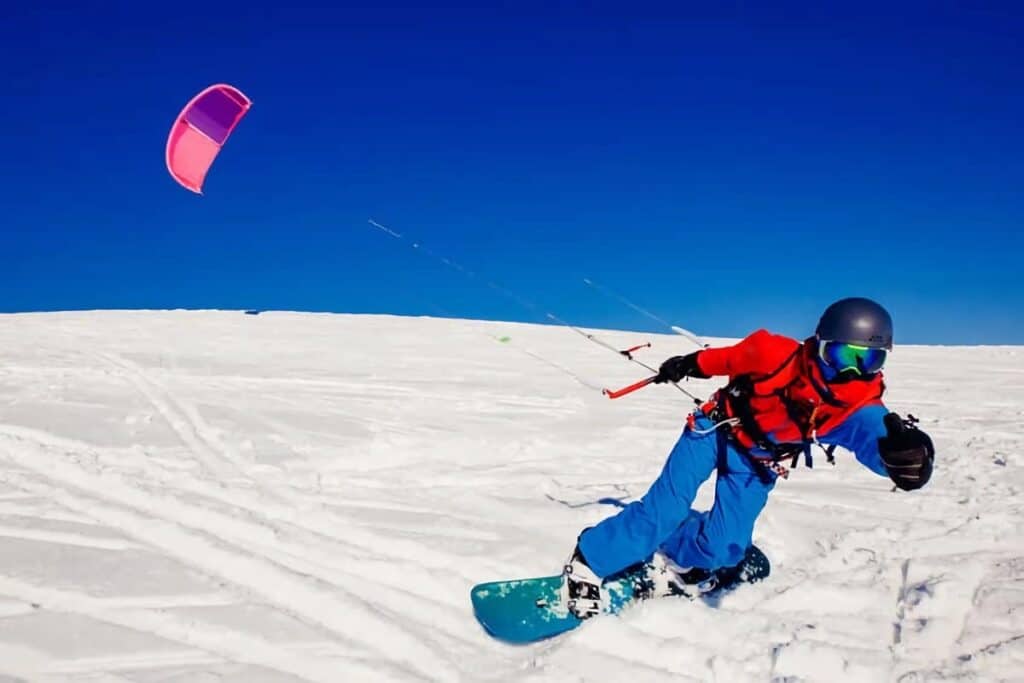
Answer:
[{"left": 819, "top": 340, "right": 887, "bottom": 375}]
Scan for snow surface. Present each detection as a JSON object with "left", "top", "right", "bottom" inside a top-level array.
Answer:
[{"left": 0, "top": 310, "right": 1021, "bottom": 682}]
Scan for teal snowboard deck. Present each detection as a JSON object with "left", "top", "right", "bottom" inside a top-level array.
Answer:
[{"left": 471, "top": 545, "right": 770, "bottom": 643}]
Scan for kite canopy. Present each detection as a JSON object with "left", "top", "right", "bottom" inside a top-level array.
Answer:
[{"left": 166, "top": 84, "right": 251, "bottom": 193}]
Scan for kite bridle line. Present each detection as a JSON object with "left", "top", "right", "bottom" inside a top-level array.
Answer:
[
  {"left": 581, "top": 278, "right": 706, "bottom": 349},
  {"left": 365, "top": 219, "right": 703, "bottom": 403},
  {"left": 420, "top": 303, "right": 607, "bottom": 392}
]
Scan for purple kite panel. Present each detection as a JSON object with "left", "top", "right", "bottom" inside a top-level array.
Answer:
[{"left": 185, "top": 88, "right": 246, "bottom": 145}]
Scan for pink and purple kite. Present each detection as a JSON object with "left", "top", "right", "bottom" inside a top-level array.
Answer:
[{"left": 165, "top": 84, "right": 251, "bottom": 194}]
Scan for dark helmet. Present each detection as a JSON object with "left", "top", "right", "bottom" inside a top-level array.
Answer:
[{"left": 815, "top": 297, "right": 893, "bottom": 350}]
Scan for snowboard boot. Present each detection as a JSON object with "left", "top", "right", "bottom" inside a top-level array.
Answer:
[
  {"left": 610, "top": 546, "right": 770, "bottom": 602},
  {"left": 621, "top": 552, "right": 720, "bottom": 600}
]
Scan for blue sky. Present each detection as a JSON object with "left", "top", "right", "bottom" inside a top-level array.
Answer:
[{"left": 3, "top": 2, "right": 1022, "bottom": 344}]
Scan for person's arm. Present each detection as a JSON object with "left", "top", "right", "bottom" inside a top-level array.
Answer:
[
  {"left": 657, "top": 329, "right": 799, "bottom": 383},
  {"left": 819, "top": 403, "right": 890, "bottom": 477},
  {"left": 822, "top": 404, "right": 935, "bottom": 489}
]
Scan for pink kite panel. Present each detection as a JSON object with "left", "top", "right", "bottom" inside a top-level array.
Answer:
[
  {"left": 166, "top": 122, "right": 222, "bottom": 193},
  {"left": 166, "top": 84, "right": 251, "bottom": 194}
]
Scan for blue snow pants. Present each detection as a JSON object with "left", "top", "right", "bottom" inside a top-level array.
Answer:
[{"left": 577, "top": 415, "right": 777, "bottom": 579}]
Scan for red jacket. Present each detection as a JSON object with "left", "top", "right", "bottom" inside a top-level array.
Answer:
[{"left": 696, "top": 329, "right": 885, "bottom": 453}]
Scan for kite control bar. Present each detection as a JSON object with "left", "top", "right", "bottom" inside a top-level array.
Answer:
[{"left": 603, "top": 376, "right": 658, "bottom": 399}]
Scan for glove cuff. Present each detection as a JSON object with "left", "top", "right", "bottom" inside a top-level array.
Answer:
[{"left": 690, "top": 351, "right": 711, "bottom": 379}]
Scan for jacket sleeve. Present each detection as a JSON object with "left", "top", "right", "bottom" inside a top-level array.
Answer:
[
  {"left": 695, "top": 329, "right": 798, "bottom": 377},
  {"left": 818, "top": 403, "right": 890, "bottom": 477}
]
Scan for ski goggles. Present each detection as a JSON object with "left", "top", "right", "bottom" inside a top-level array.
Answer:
[{"left": 818, "top": 340, "right": 887, "bottom": 376}]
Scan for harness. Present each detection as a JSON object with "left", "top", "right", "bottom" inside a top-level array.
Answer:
[{"left": 686, "top": 342, "right": 884, "bottom": 479}]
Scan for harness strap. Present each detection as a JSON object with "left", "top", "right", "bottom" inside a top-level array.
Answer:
[
  {"left": 685, "top": 412, "right": 786, "bottom": 482},
  {"left": 692, "top": 343, "right": 883, "bottom": 481}
]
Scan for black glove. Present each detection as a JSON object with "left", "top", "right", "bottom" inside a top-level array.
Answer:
[
  {"left": 878, "top": 413, "right": 934, "bottom": 491},
  {"left": 654, "top": 352, "right": 710, "bottom": 384}
]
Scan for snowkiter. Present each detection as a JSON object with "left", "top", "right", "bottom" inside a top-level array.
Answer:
[{"left": 560, "top": 297, "right": 935, "bottom": 618}]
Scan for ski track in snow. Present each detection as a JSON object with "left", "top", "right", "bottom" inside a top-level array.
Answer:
[{"left": 0, "top": 311, "right": 1021, "bottom": 682}]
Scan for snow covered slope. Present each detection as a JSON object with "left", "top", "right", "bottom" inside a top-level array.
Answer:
[{"left": 0, "top": 310, "right": 1020, "bottom": 682}]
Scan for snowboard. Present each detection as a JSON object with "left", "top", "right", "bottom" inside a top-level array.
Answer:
[{"left": 471, "top": 545, "right": 770, "bottom": 643}]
